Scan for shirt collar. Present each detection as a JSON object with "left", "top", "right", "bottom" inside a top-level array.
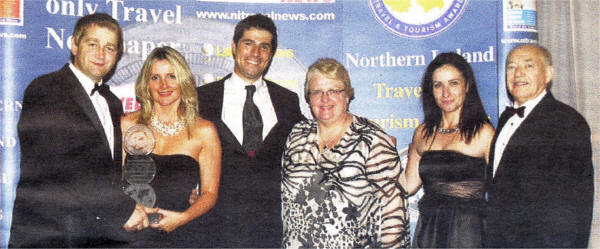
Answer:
[
  {"left": 511, "top": 90, "right": 547, "bottom": 118},
  {"left": 69, "top": 63, "right": 103, "bottom": 96},
  {"left": 230, "top": 72, "right": 266, "bottom": 90}
]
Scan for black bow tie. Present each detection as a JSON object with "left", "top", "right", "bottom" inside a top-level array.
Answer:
[
  {"left": 90, "top": 83, "right": 109, "bottom": 96},
  {"left": 504, "top": 106, "right": 525, "bottom": 118}
]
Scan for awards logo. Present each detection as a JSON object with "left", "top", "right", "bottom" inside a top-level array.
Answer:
[{"left": 369, "top": 0, "right": 468, "bottom": 39}]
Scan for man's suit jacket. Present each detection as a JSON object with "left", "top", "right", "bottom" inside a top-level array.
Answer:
[
  {"left": 10, "top": 64, "right": 134, "bottom": 247},
  {"left": 196, "top": 74, "right": 304, "bottom": 247},
  {"left": 486, "top": 92, "right": 593, "bottom": 248}
]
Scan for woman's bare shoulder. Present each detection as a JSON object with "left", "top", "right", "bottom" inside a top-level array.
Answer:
[
  {"left": 471, "top": 122, "right": 495, "bottom": 154},
  {"left": 192, "top": 116, "right": 218, "bottom": 137},
  {"left": 475, "top": 122, "right": 495, "bottom": 142},
  {"left": 121, "top": 111, "right": 141, "bottom": 129},
  {"left": 412, "top": 123, "right": 429, "bottom": 144},
  {"left": 410, "top": 123, "right": 430, "bottom": 154}
]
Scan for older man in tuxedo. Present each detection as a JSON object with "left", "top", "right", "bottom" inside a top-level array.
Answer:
[
  {"left": 486, "top": 44, "right": 593, "bottom": 247},
  {"left": 10, "top": 13, "right": 135, "bottom": 247},
  {"left": 196, "top": 14, "right": 304, "bottom": 247}
]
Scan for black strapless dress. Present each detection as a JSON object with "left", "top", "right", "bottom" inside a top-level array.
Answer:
[
  {"left": 127, "top": 153, "right": 208, "bottom": 248},
  {"left": 412, "top": 150, "right": 486, "bottom": 248}
]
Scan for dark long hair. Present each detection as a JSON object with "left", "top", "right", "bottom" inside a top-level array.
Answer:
[{"left": 421, "top": 52, "right": 489, "bottom": 144}]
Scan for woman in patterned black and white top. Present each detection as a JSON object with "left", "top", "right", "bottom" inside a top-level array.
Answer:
[{"left": 281, "top": 58, "right": 410, "bottom": 248}]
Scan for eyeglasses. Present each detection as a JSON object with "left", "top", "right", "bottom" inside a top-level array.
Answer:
[{"left": 309, "top": 89, "right": 345, "bottom": 98}]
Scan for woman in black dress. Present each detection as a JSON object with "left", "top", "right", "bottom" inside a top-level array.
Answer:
[
  {"left": 402, "top": 52, "right": 494, "bottom": 248},
  {"left": 121, "top": 46, "right": 221, "bottom": 247}
]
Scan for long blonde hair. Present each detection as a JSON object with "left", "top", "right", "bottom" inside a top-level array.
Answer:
[{"left": 135, "top": 46, "right": 198, "bottom": 137}]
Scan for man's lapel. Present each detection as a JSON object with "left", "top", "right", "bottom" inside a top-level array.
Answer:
[
  {"left": 104, "top": 88, "right": 123, "bottom": 167},
  {"left": 487, "top": 109, "right": 512, "bottom": 182},
  {"left": 209, "top": 77, "right": 226, "bottom": 120},
  {"left": 267, "top": 81, "right": 286, "bottom": 124},
  {"left": 213, "top": 76, "right": 245, "bottom": 154},
  {"left": 62, "top": 65, "right": 112, "bottom": 157},
  {"left": 262, "top": 81, "right": 285, "bottom": 148},
  {"left": 492, "top": 93, "right": 554, "bottom": 181}
]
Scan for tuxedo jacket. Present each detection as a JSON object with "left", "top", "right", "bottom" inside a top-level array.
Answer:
[
  {"left": 486, "top": 92, "right": 593, "bottom": 248},
  {"left": 196, "top": 74, "right": 304, "bottom": 247},
  {"left": 10, "top": 64, "right": 134, "bottom": 247}
]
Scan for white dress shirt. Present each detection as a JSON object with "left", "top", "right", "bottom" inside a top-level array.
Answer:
[
  {"left": 492, "top": 90, "right": 547, "bottom": 177},
  {"left": 69, "top": 63, "right": 114, "bottom": 159},
  {"left": 221, "top": 73, "right": 278, "bottom": 145}
]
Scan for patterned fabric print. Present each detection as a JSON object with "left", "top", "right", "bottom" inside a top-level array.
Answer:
[{"left": 281, "top": 116, "right": 410, "bottom": 248}]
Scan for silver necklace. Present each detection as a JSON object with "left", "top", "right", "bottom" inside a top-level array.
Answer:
[
  {"left": 438, "top": 127, "right": 459, "bottom": 134},
  {"left": 150, "top": 115, "right": 184, "bottom": 136}
]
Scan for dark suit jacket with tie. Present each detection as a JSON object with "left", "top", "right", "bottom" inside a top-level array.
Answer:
[
  {"left": 486, "top": 92, "right": 593, "bottom": 248},
  {"left": 197, "top": 74, "right": 304, "bottom": 247},
  {"left": 10, "top": 64, "right": 134, "bottom": 247}
]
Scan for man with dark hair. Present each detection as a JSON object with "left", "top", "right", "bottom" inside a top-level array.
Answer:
[
  {"left": 196, "top": 14, "right": 304, "bottom": 247},
  {"left": 486, "top": 44, "right": 594, "bottom": 247},
  {"left": 10, "top": 13, "right": 135, "bottom": 247}
]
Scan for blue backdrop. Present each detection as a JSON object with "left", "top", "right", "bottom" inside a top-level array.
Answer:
[{"left": 0, "top": 0, "right": 537, "bottom": 247}]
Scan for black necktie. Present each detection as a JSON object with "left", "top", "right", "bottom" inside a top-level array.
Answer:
[
  {"left": 504, "top": 106, "right": 525, "bottom": 118},
  {"left": 242, "top": 85, "right": 263, "bottom": 154},
  {"left": 91, "top": 83, "right": 110, "bottom": 97}
]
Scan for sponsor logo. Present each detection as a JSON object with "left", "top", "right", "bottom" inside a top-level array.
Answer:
[
  {"left": 0, "top": 0, "right": 24, "bottom": 26},
  {"left": 369, "top": 0, "right": 468, "bottom": 39}
]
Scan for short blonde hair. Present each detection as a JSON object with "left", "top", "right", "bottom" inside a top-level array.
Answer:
[{"left": 304, "top": 58, "right": 354, "bottom": 104}]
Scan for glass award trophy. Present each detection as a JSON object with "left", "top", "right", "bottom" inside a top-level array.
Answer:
[{"left": 123, "top": 124, "right": 160, "bottom": 224}]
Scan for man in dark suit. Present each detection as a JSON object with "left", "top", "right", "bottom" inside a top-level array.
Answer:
[
  {"left": 10, "top": 13, "right": 136, "bottom": 247},
  {"left": 196, "top": 14, "right": 304, "bottom": 247},
  {"left": 486, "top": 44, "right": 593, "bottom": 247}
]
